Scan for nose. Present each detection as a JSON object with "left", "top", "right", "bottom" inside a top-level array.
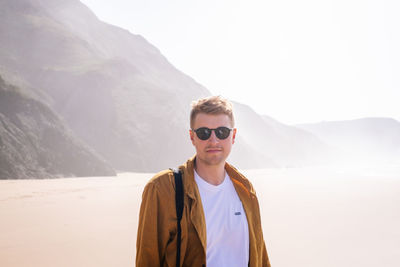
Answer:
[{"left": 208, "top": 130, "right": 219, "bottom": 143}]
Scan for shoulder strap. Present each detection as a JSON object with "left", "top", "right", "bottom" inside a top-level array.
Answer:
[{"left": 172, "top": 168, "right": 184, "bottom": 267}]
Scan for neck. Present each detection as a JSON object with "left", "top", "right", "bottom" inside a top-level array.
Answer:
[{"left": 194, "top": 158, "right": 226, "bottom": 186}]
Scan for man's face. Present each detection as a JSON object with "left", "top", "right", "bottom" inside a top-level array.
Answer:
[{"left": 190, "top": 113, "right": 236, "bottom": 167}]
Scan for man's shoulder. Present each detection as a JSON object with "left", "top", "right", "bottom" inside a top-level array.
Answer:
[
  {"left": 144, "top": 156, "right": 194, "bottom": 191},
  {"left": 146, "top": 169, "right": 175, "bottom": 189},
  {"left": 226, "top": 162, "right": 256, "bottom": 195},
  {"left": 139, "top": 169, "right": 178, "bottom": 204}
]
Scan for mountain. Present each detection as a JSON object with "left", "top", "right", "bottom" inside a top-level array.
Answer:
[
  {"left": 233, "top": 103, "right": 331, "bottom": 167},
  {"left": 0, "top": 0, "right": 211, "bottom": 172},
  {"left": 0, "top": 75, "right": 115, "bottom": 179},
  {"left": 0, "top": 0, "right": 338, "bottom": 177},
  {"left": 297, "top": 118, "right": 400, "bottom": 163}
]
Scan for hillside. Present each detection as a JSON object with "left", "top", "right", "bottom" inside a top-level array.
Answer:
[
  {"left": 233, "top": 103, "right": 331, "bottom": 167},
  {"left": 0, "top": 0, "right": 209, "bottom": 172},
  {"left": 0, "top": 75, "right": 115, "bottom": 179}
]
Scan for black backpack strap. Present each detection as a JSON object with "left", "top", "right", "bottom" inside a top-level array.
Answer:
[{"left": 171, "top": 168, "right": 184, "bottom": 267}]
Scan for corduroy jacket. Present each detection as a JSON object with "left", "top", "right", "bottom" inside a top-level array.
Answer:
[{"left": 136, "top": 156, "right": 271, "bottom": 267}]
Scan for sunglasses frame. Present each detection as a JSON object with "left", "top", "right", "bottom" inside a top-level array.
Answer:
[{"left": 192, "top": 126, "right": 233, "bottom": 140}]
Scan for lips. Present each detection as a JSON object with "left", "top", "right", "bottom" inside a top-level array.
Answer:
[{"left": 206, "top": 147, "right": 222, "bottom": 153}]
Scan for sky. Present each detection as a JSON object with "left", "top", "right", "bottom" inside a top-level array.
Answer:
[{"left": 80, "top": 0, "right": 399, "bottom": 124}]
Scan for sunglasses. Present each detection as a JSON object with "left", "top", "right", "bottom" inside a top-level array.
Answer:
[{"left": 192, "top": 127, "right": 233, "bottom": 140}]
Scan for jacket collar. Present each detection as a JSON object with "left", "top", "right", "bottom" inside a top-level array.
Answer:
[
  {"left": 179, "top": 156, "right": 256, "bottom": 198},
  {"left": 178, "top": 156, "right": 207, "bottom": 252},
  {"left": 178, "top": 155, "right": 197, "bottom": 200}
]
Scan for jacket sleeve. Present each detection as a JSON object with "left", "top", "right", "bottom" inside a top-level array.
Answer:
[
  {"left": 252, "top": 185, "right": 272, "bottom": 267},
  {"left": 136, "top": 180, "right": 174, "bottom": 266},
  {"left": 262, "top": 240, "right": 272, "bottom": 267}
]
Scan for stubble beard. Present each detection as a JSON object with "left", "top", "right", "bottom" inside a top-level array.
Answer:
[{"left": 199, "top": 147, "right": 229, "bottom": 167}]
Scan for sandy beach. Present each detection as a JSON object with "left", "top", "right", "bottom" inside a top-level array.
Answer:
[{"left": 1, "top": 165, "right": 399, "bottom": 267}]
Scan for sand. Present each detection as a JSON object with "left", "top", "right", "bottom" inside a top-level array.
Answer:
[{"left": 0, "top": 165, "right": 399, "bottom": 267}]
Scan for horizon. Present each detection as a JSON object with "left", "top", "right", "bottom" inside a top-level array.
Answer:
[{"left": 80, "top": 0, "right": 400, "bottom": 125}]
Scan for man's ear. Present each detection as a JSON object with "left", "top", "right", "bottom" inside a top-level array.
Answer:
[
  {"left": 232, "top": 128, "right": 237, "bottom": 144},
  {"left": 189, "top": 129, "right": 195, "bottom": 144}
]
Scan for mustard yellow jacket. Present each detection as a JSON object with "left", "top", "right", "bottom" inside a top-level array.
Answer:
[{"left": 136, "top": 157, "right": 271, "bottom": 267}]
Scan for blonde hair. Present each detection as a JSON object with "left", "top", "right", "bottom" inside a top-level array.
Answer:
[{"left": 190, "top": 96, "right": 234, "bottom": 129}]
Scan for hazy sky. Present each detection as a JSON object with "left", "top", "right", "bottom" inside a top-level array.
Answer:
[{"left": 80, "top": 0, "right": 399, "bottom": 124}]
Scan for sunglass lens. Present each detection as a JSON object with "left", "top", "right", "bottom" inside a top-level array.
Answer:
[
  {"left": 196, "top": 128, "right": 211, "bottom": 140},
  {"left": 215, "top": 127, "right": 231, "bottom": 139}
]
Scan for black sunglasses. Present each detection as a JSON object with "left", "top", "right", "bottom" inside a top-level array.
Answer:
[{"left": 192, "top": 127, "right": 233, "bottom": 140}]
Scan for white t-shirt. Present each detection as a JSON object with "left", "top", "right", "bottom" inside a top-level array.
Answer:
[{"left": 195, "top": 170, "right": 249, "bottom": 267}]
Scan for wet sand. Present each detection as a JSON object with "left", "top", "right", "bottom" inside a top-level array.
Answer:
[{"left": 0, "top": 166, "right": 399, "bottom": 266}]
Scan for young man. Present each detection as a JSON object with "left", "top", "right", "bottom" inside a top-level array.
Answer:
[{"left": 136, "top": 96, "right": 271, "bottom": 267}]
